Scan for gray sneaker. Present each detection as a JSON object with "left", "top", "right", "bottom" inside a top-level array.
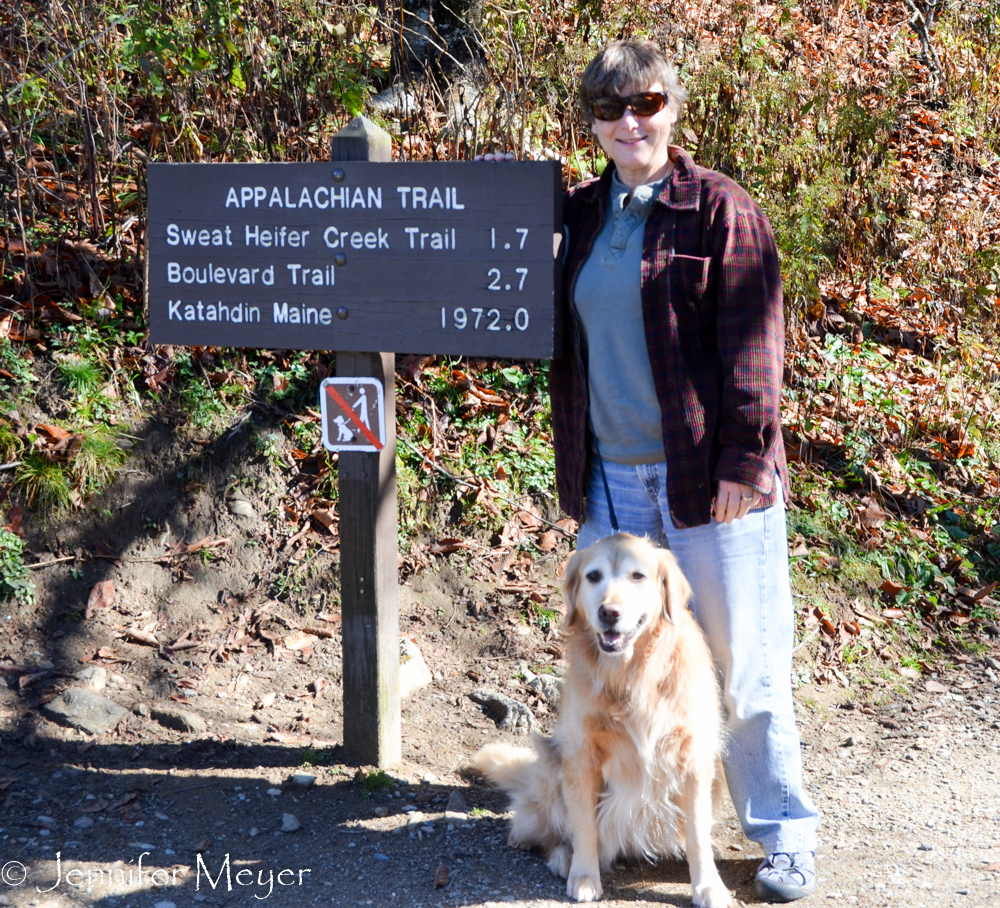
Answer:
[{"left": 753, "top": 852, "right": 817, "bottom": 902}]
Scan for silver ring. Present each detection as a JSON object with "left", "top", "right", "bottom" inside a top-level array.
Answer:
[{"left": 741, "top": 492, "right": 754, "bottom": 501}]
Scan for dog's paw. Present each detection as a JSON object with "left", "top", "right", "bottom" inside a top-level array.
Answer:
[
  {"left": 691, "top": 879, "right": 732, "bottom": 908},
  {"left": 567, "top": 873, "right": 603, "bottom": 902},
  {"left": 546, "top": 844, "right": 572, "bottom": 878}
]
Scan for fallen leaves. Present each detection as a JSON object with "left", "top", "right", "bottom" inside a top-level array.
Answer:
[
  {"left": 957, "top": 581, "right": 997, "bottom": 604},
  {"left": 85, "top": 580, "right": 115, "bottom": 618},
  {"left": 308, "top": 676, "right": 328, "bottom": 698},
  {"left": 17, "top": 669, "right": 51, "bottom": 689},
  {"left": 429, "top": 538, "right": 467, "bottom": 555},
  {"left": 810, "top": 607, "right": 838, "bottom": 637},
  {"left": 168, "top": 628, "right": 202, "bottom": 652},
  {"left": 162, "top": 536, "right": 230, "bottom": 558},
  {"left": 311, "top": 507, "right": 337, "bottom": 533},
  {"left": 880, "top": 580, "right": 905, "bottom": 598},
  {"left": 123, "top": 627, "right": 161, "bottom": 647},
  {"left": 537, "top": 529, "right": 560, "bottom": 551},
  {"left": 255, "top": 691, "right": 276, "bottom": 710},
  {"left": 283, "top": 630, "right": 320, "bottom": 651},
  {"left": 300, "top": 625, "right": 336, "bottom": 639},
  {"left": 80, "top": 799, "right": 111, "bottom": 814}
]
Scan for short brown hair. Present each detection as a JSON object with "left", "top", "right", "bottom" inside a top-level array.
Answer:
[{"left": 579, "top": 40, "right": 687, "bottom": 125}]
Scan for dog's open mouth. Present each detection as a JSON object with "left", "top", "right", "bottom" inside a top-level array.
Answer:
[{"left": 598, "top": 618, "right": 643, "bottom": 653}]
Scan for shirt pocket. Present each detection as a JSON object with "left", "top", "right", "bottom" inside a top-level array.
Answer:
[
  {"left": 674, "top": 254, "right": 711, "bottom": 308},
  {"left": 671, "top": 254, "right": 714, "bottom": 345}
]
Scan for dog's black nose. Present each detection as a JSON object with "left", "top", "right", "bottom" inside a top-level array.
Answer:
[{"left": 598, "top": 604, "right": 620, "bottom": 625}]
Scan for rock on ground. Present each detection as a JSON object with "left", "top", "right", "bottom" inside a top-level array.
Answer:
[
  {"left": 400, "top": 637, "right": 434, "bottom": 699},
  {"left": 149, "top": 704, "right": 208, "bottom": 734},
  {"left": 74, "top": 665, "right": 108, "bottom": 692},
  {"left": 41, "top": 687, "right": 127, "bottom": 735},
  {"left": 469, "top": 687, "right": 536, "bottom": 734}
]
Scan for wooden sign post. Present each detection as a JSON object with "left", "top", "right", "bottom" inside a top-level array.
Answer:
[
  {"left": 146, "top": 125, "right": 562, "bottom": 767},
  {"left": 330, "top": 118, "right": 399, "bottom": 768}
]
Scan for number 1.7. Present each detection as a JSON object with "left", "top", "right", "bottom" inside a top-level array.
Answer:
[{"left": 491, "top": 228, "right": 529, "bottom": 249}]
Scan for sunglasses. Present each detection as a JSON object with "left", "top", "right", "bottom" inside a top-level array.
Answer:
[{"left": 590, "top": 91, "right": 670, "bottom": 121}]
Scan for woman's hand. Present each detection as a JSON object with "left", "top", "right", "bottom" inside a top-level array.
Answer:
[{"left": 714, "top": 480, "right": 760, "bottom": 524}]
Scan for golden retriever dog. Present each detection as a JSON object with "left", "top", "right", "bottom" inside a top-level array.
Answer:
[{"left": 474, "top": 533, "right": 730, "bottom": 907}]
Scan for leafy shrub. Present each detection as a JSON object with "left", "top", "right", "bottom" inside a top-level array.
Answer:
[{"left": 0, "top": 527, "right": 34, "bottom": 606}]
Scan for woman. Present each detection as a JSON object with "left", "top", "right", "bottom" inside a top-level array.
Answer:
[{"left": 549, "top": 40, "right": 820, "bottom": 902}]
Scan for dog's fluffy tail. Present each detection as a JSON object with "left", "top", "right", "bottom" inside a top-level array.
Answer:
[
  {"left": 473, "top": 742, "right": 539, "bottom": 789},
  {"left": 473, "top": 737, "right": 568, "bottom": 855}
]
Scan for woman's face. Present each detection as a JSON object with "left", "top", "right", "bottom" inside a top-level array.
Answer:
[{"left": 590, "top": 81, "right": 677, "bottom": 189}]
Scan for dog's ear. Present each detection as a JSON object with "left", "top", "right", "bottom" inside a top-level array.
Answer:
[
  {"left": 561, "top": 549, "right": 585, "bottom": 627},
  {"left": 658, "top": 549, "right": 691, "bottom": 624}
]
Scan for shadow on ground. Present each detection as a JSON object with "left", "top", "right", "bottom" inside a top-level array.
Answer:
[{"left": 0, "top": 731, "right": 760, "bottom": 908}]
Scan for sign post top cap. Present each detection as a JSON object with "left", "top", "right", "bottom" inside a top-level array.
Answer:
[
  {"left": 331, "top": 116, "right": 392, "bottom": 163},
  {"left": 336, "top": 115, "right": 391, "bottom": 141}
]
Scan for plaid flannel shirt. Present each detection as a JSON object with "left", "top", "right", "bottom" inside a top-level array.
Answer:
[{"left": 550, "top": 146, "right": 788, "bottom": 529}]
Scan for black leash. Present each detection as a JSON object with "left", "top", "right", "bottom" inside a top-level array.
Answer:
[{"left": 593, "top": 444, "right": 619, "bottom": 533}]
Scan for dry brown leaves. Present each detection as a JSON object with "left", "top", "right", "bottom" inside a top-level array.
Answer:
[{"left": 84, "top": 580, "right": 114, "bottom": 618}]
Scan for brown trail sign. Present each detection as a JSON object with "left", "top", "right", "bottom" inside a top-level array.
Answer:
[
  {"left": 147, "top": 153, "right": 562, "bottom": 357},
  {"left": 145, "top": 117, "right": 563, "bottom": 766}
]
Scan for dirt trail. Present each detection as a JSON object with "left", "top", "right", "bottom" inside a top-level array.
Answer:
[
  {"left": 3, "top": 423, "right": 998, "bottom": 908},
  {"left": 1, "top": 602, "right": 998, "bottom": 908}
]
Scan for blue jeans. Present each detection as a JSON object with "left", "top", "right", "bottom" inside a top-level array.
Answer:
[{"left": 577, "top": 460, "right": 820, "bottom": 855}]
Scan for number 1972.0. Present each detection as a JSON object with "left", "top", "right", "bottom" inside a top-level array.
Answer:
[{"left": 441, "top": 307, "right": 530, "bottom": 332}]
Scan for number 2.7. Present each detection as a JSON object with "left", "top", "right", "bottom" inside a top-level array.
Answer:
[
  {"left": 487, "top": 267, "right": 528, "bottom": 291},
  {"left": 491, "top": 228, "right": 529, "bottom": 249}
]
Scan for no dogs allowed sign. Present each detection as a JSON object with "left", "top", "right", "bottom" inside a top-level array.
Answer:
[{"left": 320, "top": 377, "right": 386, "bottom": 452}]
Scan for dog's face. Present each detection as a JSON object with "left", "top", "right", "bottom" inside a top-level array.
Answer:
[{"left": 563, "top": 534, "right": 691, "bottom": 656}]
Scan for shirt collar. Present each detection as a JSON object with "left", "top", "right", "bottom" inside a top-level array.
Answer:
[
  {"left": 609, "top": 170, "right": 667, "bottom": 220},
  {"left": 582, "top": 146, "right": 703, "bottom": 212}
]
